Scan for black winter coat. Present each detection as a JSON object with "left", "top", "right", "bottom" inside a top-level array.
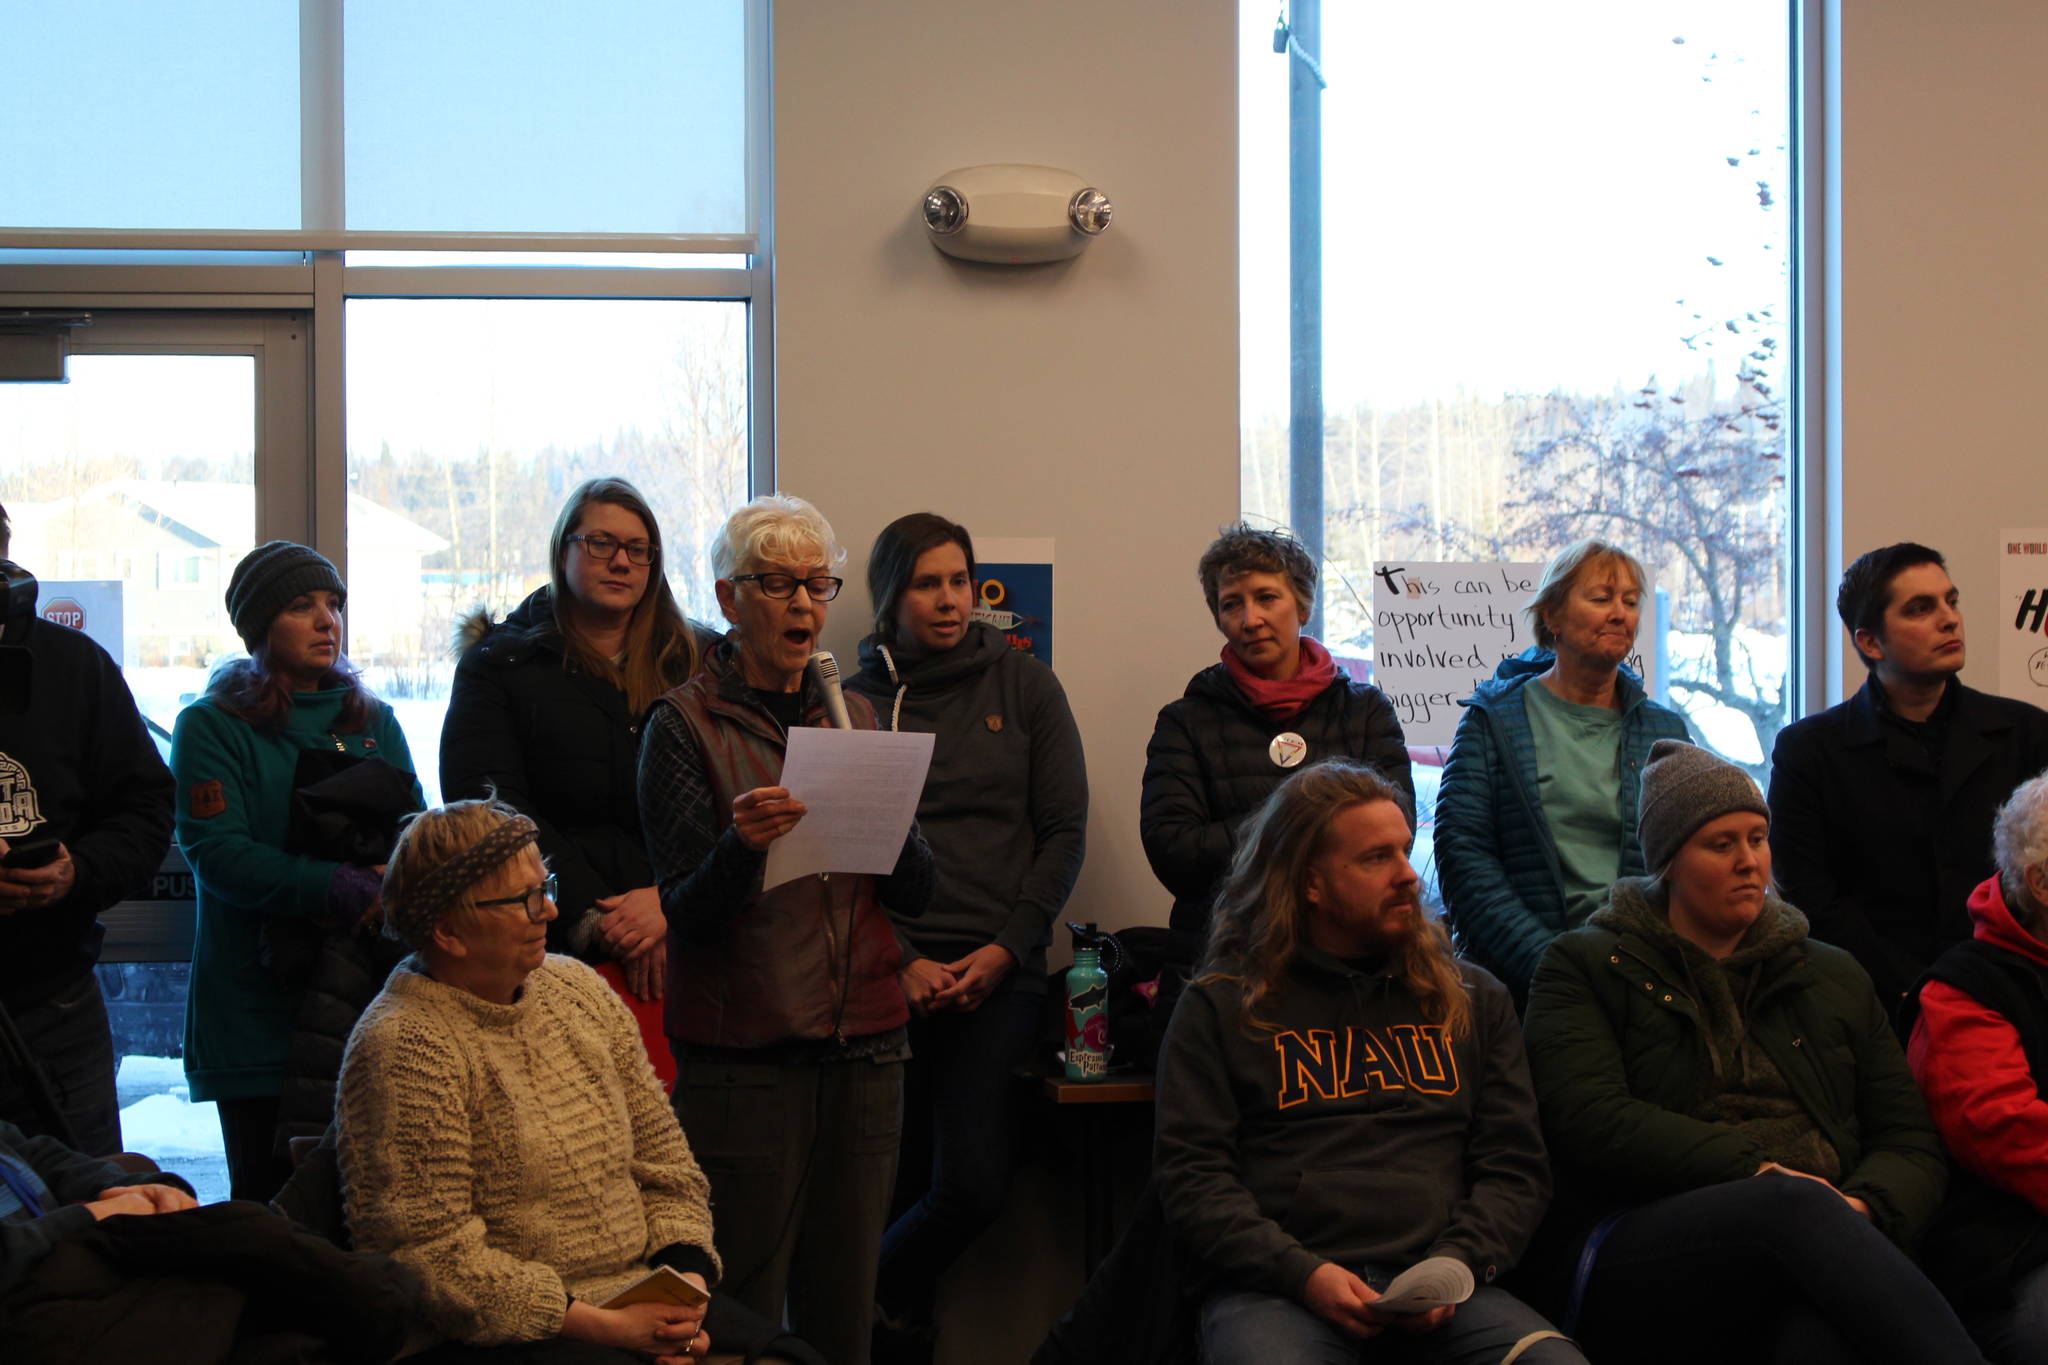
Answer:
[
  {"left": 439, "top": 588, "right": 709, "bottom": 958},
  {"left": 270, "top": 929, "right": 408, "bottom": 1161},
  {"left": 1140, "top": 661, "right": 1412, "bottom": 942},
  {"left": 2, "top": 1199, "right": 415, "bottom": 1365},
  {"left": 1768, "top": 675, "right": 2048, "bottom": 1007}
]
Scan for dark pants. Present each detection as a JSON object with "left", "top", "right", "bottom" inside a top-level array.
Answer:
[
  {"left": 1965, "top": 1258, "right": 2048, "bottom": 1365},
  {"left": 215, "top": 1094, "right": 292, "bottom": 1204},
  {"left": 1579, "top": 1173, "right": 1990, "bottom": 1365},
  {"left": 0, "top": 970, "right": 121, "bottom": 1156},
  {"left": 1201, "top": 1281, "right": 1583, "bottom": 1364},
  {"left": 673, "top": 1049, "right": 903, "bottom": 1365},
  {"left": 876, "top": 983, "right": 1041, "bottom": 1325}
]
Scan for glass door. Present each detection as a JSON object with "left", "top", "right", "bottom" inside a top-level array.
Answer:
[{"left": 0, "top": 310, "right": 305, "bottom": 1198}]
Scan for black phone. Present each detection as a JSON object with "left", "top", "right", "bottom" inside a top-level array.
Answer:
[{"left": 0, "top": 837, "right": 60, "bottom": 869}]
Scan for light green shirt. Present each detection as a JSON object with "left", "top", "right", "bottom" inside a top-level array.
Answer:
[{"left": 1523, "top": 680, "right": 1624, "bottom": 925}]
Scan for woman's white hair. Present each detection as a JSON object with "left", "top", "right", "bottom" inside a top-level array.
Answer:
[
  {"left": 1995, "top": 770, "right": 2048, "bottom": 914},
  {"left": 711, "top": 493, "right": 846, "bottom": 580}
]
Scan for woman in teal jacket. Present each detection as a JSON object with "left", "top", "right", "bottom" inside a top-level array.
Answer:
[
  {"left": 171, "top": 542, "right": 419, "bottom": 1202},
  {"left": 1524, "top": 740, "right": 1982, "bottom": 1364},
  {"left": 1435, "top": 540, "right": 1688, "bottom": 999}
]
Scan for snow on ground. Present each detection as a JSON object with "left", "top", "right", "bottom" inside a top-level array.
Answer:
[
  {"left": 120, "top": 1092, "right": 222, "bottom": 1156},
  {"left": 1662, "top": 626, "right": 1789, "bottom": 767},
  {"left": 116, "top": 1055, "right": 230, "bottom": 1204}
]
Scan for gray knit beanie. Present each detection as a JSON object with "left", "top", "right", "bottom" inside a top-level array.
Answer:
[
  {"left": 1638, "top": 738, "right": 1770, "bottom": 874},
  {"left": 226, "top": 540, "right": 346, "bottom": 651}
]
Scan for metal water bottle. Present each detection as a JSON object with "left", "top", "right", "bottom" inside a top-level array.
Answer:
[{"left": 1064, "top": 921, "right": 1112, "bottom": 1081}]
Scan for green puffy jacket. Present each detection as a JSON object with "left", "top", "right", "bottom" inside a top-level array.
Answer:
[{"left": 1524, "top": 881, "right": 1947, "bottom": 1249}]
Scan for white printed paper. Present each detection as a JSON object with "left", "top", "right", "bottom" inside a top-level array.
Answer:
[
  {"left": 762, "top": 727, "right": 936, "bottom": 891},
  {"left": 1999, "top": 529, "right": 2048, "bottom": 702}
]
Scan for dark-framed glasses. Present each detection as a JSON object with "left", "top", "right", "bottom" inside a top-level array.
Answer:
[
  {"left": 730, "top": 572, "right": 844, "bottom": 601},
  {"left": 474, "top": 872, "right": 558, "bottom": 923},
  {"left": 567, "top": 532, "right": 656, "bottom": 566}
]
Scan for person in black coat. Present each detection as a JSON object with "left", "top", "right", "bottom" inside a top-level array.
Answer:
[
  {"left": 1141, "top": 524, "right": 1412, "bottom": 948},
  {"left": 439, "top": 477, "right": 709, "bottom": 1002},
  {"left": 1, "top": 506, "right": 176, "bottom": 1157},
  {"left": 1768, "top": 541, "right": 2048, "bottom": 1009}
]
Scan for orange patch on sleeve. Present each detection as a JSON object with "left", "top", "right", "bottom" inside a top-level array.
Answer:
[{"left": 188, "top": 780, "right": 226, "bottom": 820}]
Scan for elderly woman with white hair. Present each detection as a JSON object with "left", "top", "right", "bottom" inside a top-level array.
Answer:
[
  {"left": 1908, "top": 768, "right": 2048, "bottom": 1363},
  {"left": 638, "top": 493, "right": 934, "bottom": 1365}
]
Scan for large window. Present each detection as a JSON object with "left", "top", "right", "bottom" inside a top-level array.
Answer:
[
  {"left": 2, "top": 0, "right": 748, "bottom": 243},
  {"left": 1242, "top": 1, "right": 1800, "bottom": 782},
  {"left": 0, "top": 3, "right": 766, "bottom": 1176},
  {"left": 346, "top": 298, "right": 748, "bottom": 804}
]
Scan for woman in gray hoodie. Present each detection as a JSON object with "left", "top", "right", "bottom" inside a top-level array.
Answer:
[{"left": 846, "top": 512, "right": 1089, "bottom": 1362}]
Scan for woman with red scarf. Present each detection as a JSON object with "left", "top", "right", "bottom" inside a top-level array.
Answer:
[{"left": 1141, "top": 524, "right": 1413, "bottom": 951}]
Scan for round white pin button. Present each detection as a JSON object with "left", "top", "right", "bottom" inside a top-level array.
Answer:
[{"left": 1269, "top": 732, "right": 1307, "bottom": 768}]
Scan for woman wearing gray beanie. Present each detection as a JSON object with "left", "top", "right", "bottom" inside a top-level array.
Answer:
[
  {"left": 1521, "top": 739, "right": 1985, "bottom": 1363},
  {"left": 169, "top": 540, "right": 422, "bottom": 1202}
]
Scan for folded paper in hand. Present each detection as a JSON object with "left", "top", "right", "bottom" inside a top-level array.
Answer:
[
  {"left": 1371, "top": 1256, "right": 1475, "bottom": 1314},
  {"left": 601, "top": 1265, "right": 710, "bottom": 1311}
]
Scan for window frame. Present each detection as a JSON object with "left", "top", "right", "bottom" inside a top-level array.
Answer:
[
  {"left": 0, "top": 2, "right": 775, "bottom": 964},
  {"left": 1242, "top": 0, "right": 1834, "bottom": 732}
]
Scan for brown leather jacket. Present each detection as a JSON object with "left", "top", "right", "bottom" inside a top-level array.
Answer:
[{"left": 647, "top": 645, "right": 929, "bottom": 1049}]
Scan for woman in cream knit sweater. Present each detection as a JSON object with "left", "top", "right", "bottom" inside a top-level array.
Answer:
[{"left": 337, "top": 798, "right": 719, "bottom": 1363}]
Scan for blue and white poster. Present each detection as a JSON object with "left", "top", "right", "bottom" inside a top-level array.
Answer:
[{"left": 973, "top": 538, "right": 1054, "bottom": 665}]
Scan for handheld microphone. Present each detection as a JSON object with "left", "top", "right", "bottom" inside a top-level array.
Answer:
[{"left": 807, "top": 649, "right": 853, "bottom": 730}]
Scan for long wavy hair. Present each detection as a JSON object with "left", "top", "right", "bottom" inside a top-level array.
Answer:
[
  {"left": 547, "top": 477, "right": 700, "bottom": 713},
  {"left": 205, "top": 645, "right": 373, "bottom": 733},
  {"left": 1202, "top": 760, "right": 1471, "bottom": 1040}
]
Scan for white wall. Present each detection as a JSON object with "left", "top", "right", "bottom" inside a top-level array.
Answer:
[
  {"left": 774, "top": 0, "right": 1241, "bottom": 941},
  {"left": 1836, "top": 0, "right": 2048, "bottom": 692},
  {"left": 771, "top": 5, "right": 1239, "bottom": 1354}
]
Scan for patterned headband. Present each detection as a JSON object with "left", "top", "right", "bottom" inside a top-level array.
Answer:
[{"left": 386, "top": 813, "right": 540, "bottom": 947}]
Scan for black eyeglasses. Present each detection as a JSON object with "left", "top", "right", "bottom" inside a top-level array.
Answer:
[
  {"left": 567, "top": 533, "right": 656, "bottom": 566},
  {"left": 474, "top": 872, "right": 558, "bottom": 923},
  {"left": 730, "top": 573, "right": 844, "bottom": 602}
]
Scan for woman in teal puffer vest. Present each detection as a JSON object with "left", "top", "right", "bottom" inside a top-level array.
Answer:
[{"left": 1436, "top": 539, "right": 1688, "bottom": 1000}]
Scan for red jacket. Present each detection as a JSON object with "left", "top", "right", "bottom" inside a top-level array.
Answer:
[{"left": 1908, "top": 874, "right": 2048, "bottom": 1215}]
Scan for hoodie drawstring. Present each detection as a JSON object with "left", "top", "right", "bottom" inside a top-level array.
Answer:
[{"left": 877, "top": 642, "right": 908, "bottom": 733}]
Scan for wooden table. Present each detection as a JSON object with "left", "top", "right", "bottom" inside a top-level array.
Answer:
[{"left": 1042, "top": 1074, "right": 1156, "bottom": 1274}]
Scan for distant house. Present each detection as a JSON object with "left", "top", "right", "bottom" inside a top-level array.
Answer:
[{"left": 7, "top": 480, "right": 447, "bottom": 666}]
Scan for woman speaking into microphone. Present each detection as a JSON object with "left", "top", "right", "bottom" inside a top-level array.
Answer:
[{"left": 637, "top": 493, "right": 933, "bottom": 1365}]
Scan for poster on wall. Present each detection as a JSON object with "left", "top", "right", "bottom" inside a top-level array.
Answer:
[
  {"left": 973, "top": 538, "right": 1053, "bottom": 665},
  {"left": 1999, "top": 529, "right": 2048, "bottom": 703},
  {"left": 1371, "top": 560, "right": 1658, "bottom": 748}
]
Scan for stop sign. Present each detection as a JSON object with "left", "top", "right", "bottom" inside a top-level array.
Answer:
[{"left": 41, "top": 598, "right": 85, "bottom": 630}]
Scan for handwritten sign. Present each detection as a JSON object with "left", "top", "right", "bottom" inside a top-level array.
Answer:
[
  {"left": 1999, "top": 529, "right": 2048, "bottom": 703},
  {"left": 1371, "top": 561, "right": 1657, "bottom": 746}
]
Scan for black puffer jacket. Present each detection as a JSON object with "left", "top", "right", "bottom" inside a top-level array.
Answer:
[
  {"left": 270, "top": 928, "right": 408, "bottom": 1162},
  {"left": 1140, "top": 660, "right": 1412, "bottom": 942},
  {"left": 439, "top": 587, "right": 711, "bottom": 958}
]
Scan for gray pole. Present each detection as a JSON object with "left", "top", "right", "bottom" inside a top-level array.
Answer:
[{"left": 1284, "top": 0, "right": 1326, "bottom": 638}]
